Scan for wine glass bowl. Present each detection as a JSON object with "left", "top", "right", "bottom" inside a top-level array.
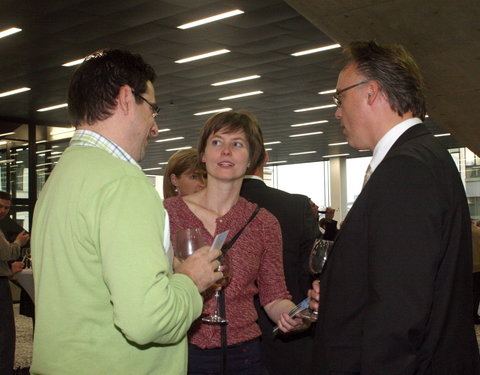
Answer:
[{"left": 174, "top": 228, "right": 204, "bottom": 261}]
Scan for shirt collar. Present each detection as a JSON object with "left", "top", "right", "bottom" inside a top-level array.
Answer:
[
  {"left": 69, "top": 129, "right": 140, "bottom": 168},
  {"left": 369, "top": 117, "right": 422, "bottom": 172},
  {"left": 244, "top": 175, "right": 263, "bottom": 181}
]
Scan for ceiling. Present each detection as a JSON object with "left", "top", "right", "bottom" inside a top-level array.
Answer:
[{"left": 0, "top": 0, "right": 462, "bottom": 174}]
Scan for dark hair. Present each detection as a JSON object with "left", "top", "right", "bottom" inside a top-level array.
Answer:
[
  {"left": 197, "top": 110, "right": 264, "bottom": 175},
  {"left": 0, "top": 191, "right": 12, "bottom": 201},
  {"left": 163, "top": 149, "right": 206, "bottom": 198},
  {"left": 68, "top": 49, "right": 156, "bottom": 126},
  {"left": 346, "top": 41, "right": 426, "bottom": 120}
]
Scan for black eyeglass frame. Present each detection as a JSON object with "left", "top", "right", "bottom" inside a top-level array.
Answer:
[
  {"left": 131, "top": 89, "right": 160, "bottom": 118},
  {"left": 332, "top": 80, "right": 369, "bottom": 107}
]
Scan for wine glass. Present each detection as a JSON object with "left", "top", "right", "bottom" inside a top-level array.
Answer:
[
  {"left": 301, "top": 238, "right": 334, "bottom": 322},
  {"left": 202, "top": 254, "right": 231, "bottom": 324},
  {"left": 174, "top": 228, "right": 205, "bottom": 261}
]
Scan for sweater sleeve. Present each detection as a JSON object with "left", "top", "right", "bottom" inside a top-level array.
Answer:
[
  {"left": 0, "top": 230, "right": 21, "bottom": 261},
  {"left": 94, "top": 175, "right": 203, "bottom": 346}
]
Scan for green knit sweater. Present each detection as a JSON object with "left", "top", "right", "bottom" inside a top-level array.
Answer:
[{"left": 31, "top": 145, "right": 202, "bottom": 375}]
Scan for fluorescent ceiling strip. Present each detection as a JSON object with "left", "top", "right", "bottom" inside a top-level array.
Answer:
[
  {"left": 289, "top": 151, "right": 317, "bottom": 156},
  {"left": 155, "top": 136, "right": 184, "bottom": 143},
  {"left": 323, "top": 153, "right": 350, "bottom": 158},
  {"left": 166, "top": 146, "right": 192, "bottom": 152},
  {"left": 289, "top": 131, "right": 323, "bottom": 138},
  {"left": 0, "top": 27, "right": 21, "bottom": 39},
  {"left": 0, "top": 159, "right": 14, "bottom": 164},
  {"left": 47, "top": 154, "right": 62, "bottom": 159},
  {"left": 265, "top": 148, "right": 272, "bottom": 151},
  {"left": 158, "top": 162, "right": 168, "bottom": 165},
  {"left": 267, "top": 160, "right": 287, "bottom": 165},
  {"left": 434, "top": 133, "right": 451, "bottom": 137},
  {"left": 290, "top": 120, "right": 328, "bottom": 127},
  {"left": 212, "top": 75, "right": 260, "bottom": 86},
  {"left": 0, "top": 87, "right": 30, "bottom": 97},
  {"left": 319, "top": 89, "right": 336, "bottom": 95},
  {"left": 0, "top": 132, "right": 15, "bottom": 137},
  {"left": 294, "top": 104, "right": 336, "bottom": 112},
  {"left": 175, "top": 49, "right": 230, "bottom": 64},
  {"left": 50, "top": 127, "right": 75, "bottom": 135},
  {"left": 62, "top": 58, "right": 85, "bottom": 67},
  {"left": 36, "top": 149, "right": 54, "bottom": 154},
  {"left": 0, "top": 141, "right": 7, "bottom": 146},
  {"left": 359, "top": 149, "right": 370, "bottom": 152},
  {"left": 219, "top": 91, "right": 263, "bottom": 101},
  {"left": 291, "top": 43, "right": 341, "bottom": 57},
  {"left": 264, "top": 141, "right": 281, "bottom": 145},
  {"left": 143, "top": 167, "right": 163, "bottom": 171},
  {"left": 37, "top": 103, "right": 68, "bottom": 112},
  {"left": 194, "top": 108, "right": 232, "bottom": 116},
  {"left": 158, "top": 128, "right": 171, "bottom": 133},
  {"left": 178, "top": 9, "right": 244, "bottom": 29},
  {"left": 328, "top": 142, "right": 348, "bottom": 146}
]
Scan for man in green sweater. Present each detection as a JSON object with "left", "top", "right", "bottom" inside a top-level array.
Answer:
[{"left": 31, "top": 49, "right": 223, "bottom": 375}]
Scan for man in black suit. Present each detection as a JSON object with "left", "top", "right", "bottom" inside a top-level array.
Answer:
[
  {"left": 240, "top": 147, "right": 319, "bottom": 375},
  {"left": 309, "top": 41, "right": 480, "bottom": 374}
]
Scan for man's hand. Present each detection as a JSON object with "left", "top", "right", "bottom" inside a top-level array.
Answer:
[
  {"left": 175, "top": 246, "right": 223, "bottom": 293},
  {"left": 15, "top": 230, "right": 30, "bottom": 247},
  {"left": 308, "top": 279, "right": 320, "bottom": 312},
  {"left": 10, "top": 261, "right": 24, "bottom": 276}
]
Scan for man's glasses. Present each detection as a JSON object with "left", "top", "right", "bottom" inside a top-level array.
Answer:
[
  {"left": 131, "top": 90, "right": 160, "bottom": 118},
  {"left": 332, "top": 80, "right": 369, "bottom": 107}
]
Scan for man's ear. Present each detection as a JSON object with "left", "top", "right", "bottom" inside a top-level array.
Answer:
[
  {"left": 117, "top": 85, "right": 133, "bottom": 115},
  {"left": 366, "top": 80, "right": 380, "bottom": 105}
]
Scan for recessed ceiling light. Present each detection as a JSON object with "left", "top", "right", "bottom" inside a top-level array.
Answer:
[
  {"left": 294, "top": 104, "right": 336, "bottom": 112},
  {"left": 50, "top": 127, "right": 75, "bottom": 135},
  {"left": 264, "top": 141, "right": 281, "bottom": 145},
  {"left": 175, "top": 49, "right": 230, "bottom": 64},
  {"left": 323, "top": 153, "right": 350, "bottom": 158},
  {"left": 142, "top": 167, "right": 163, "bottom": 171},
  {"left": 289, "top": 151, "right": 317, "bottom": 156},
  {"left": 0, "top": 27, "right": 22, "bottom": 39},
  {"left": 178, "top": 9, "right": 244, "bottom": 30},
  {"left": 290, "top": 120, "right": 328, "bottom": 127},
  {"left": 0, "top": 87, "right": 30, "bottom": 97},
  {"left": 328, "top": 142, "right": 348, "bottom": 146},
  {"left": 219, "top": 91, "right": 263, "bottom": 101},
  {"left": 212, "top": 75, "right": 260, "bottom": 86},
  {"left": 318, "top": 89, "right": 336, "bottom": 95},
  {"left": 62, "top": 58, "right": 85, "bottom": 67},
  {"left": 267, "top": 160, "right": 287, "bottom": 165},
  {"left": 289, "top": 131, "right": 323, "bottom": 138},
  {"left": 155, "top": 136, "right": 185, "bottom": 143},
  {"left": 166, "top": 146, "right": 192, "bottom": 152},
  {"left": 37, "top": 103, "right": 68, "bottom": 112},
  {"left": 434, "top": 133, "right": 451, "bottom": 137},
  {"left": 291, "top": 43, "right": 341, "bottom": 57},
  {"left": 194, "top": 108, "right": 232, "bottom": 116}
]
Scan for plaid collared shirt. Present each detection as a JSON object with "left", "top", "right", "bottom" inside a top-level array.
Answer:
[{"left": 69, "top": 129, "right": 140, "bottom": 168}]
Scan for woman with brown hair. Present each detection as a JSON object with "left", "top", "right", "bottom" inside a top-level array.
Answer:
[{"left": 163, "top": 149, "right": 206, "bottom": 198}]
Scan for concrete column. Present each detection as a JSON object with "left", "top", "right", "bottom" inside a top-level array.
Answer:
[{"left": 329, "top": 157, "right": 347, "bottom": 221}]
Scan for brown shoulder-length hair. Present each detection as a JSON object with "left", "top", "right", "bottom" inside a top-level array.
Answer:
[
  {"left": 162, "top": 149, "right": 205, "bottom": 198},
  {"left": 197, "top": 110, "right": 264, "bottom": 175}
]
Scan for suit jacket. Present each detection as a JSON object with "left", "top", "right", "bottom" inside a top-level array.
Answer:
[
  {"left": 240, "top": 178, "right": 318, "bottom": 375},
  {"left": 312, "top": 124, "right": 480, "bottom": 375}
]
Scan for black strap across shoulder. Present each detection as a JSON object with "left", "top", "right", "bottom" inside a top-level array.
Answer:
[{"left": 219, "top": 204, "right": 260, "bottom": 375}]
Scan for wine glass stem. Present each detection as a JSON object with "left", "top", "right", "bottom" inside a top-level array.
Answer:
[{"left": 212, "top": 290, "right": 221, "bottom": 317}]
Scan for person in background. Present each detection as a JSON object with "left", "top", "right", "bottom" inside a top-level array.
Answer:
[
  {"left": 472, "top": 219, "right": 480, "bottom": 324},
  {"left": 164, "top": 110, "right": 303, "bottom": 375},
  {"left": 31, "top": 49, "right": 222, "bottom": 375},
  {"left": 309, "top": 41, "right": 480, "bottom": 374},
  {"left": 163, "top": 149, "right": 206, "bottom": 198},
  {"left": 240, "top": 147, "right": 318, "bottom": 375},
  {"left": 318, "top": 207, "right": 339, "bottom": 241},
  {"left": 0, "top": 191, "right": 29, "bottom": 375}
]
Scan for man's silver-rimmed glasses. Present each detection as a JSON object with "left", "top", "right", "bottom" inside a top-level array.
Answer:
[
  {"left": 131, "top": 90, "right": 160, "bottom": 118},
  {"left": 332, "top": 80, "right": 369, "bottom": 107}
]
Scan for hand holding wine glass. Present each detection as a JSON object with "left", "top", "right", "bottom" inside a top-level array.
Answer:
[{"left": 174, "top": 228, "right": 224, "bottom": 293}]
